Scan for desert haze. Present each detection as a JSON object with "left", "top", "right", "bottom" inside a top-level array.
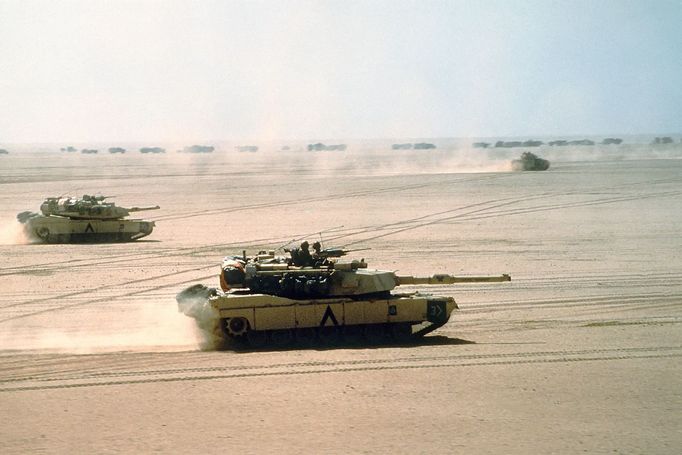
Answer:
[{"left": 1, "top": 145, "right": 681, "bottom": 454}]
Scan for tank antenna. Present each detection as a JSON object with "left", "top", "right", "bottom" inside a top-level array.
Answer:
[
  {"left": 274, "top": 225, "right": 344, "bottom": 251},
  {"left": 60, "top": 186, "right": 84, "bottom": 199}
]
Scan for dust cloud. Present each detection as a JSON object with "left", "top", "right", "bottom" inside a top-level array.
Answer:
[
  {"left": 136, "top": 140, "right": 516, "bottom": 177},
  {"left": 327, "top": 151, "right": 513, "bottom": 176},
  {"left": 0, "top": 218, "right": 30, "bottom": 245},
  {"left": 248, "top": 147, "right": 515, "bottom": 177},
  {"left": 0, "top": 300, "right": 203, "bottom": 354},
  {"left": 176, "top": 284, "right": 226, "bottom": 351}
]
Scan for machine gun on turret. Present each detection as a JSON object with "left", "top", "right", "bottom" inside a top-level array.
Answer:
[{"left": 316, "top": 247, "right": 370, "bottom": 260}]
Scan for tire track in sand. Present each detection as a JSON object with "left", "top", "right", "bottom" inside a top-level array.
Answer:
[{"left": 1, "top": 346, "right": 680, "bottom": 392}]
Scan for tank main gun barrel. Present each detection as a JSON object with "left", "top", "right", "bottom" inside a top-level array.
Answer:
[
  {"left": 396, "top": 273, "right": 511, "bottom": 285},
  {"left": 127, "top": 205, "right": 161, "bottom": 212}
]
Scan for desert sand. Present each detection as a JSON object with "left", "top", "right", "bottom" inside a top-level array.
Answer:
[{"left": 1, "top": 146, "right": 681, "bottom": 454}]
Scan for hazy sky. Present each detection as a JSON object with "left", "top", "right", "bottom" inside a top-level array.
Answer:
[{"left": 1, "top": 0, "right": 680, "bottom": 142}]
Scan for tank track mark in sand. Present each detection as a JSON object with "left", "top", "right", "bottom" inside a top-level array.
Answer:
[{"left": 2, "top": 346, "right": 681, "bottom": 393}]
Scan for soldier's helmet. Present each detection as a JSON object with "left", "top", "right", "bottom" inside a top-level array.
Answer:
[{"left": 301, "top": 241, "right": 310, "bottom": 250}]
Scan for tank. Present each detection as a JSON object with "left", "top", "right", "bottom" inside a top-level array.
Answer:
[
  {"left": 16, "top": 195, "right": 160, "bottom": 243},
  {"left": 176, "top": 242, "right": 511, "bottom": 348},
  {"left": 511, "top": 151, "right": 550, "bottom": 171}
]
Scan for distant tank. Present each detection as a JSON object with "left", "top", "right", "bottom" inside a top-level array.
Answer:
[
  {"left": 511, "top": 152, "right": 550, "bottom": 171},
  {"left": 652, "top": 137, "right": 674, "bottom": 145},
  {"left": 392, "top": 143, "right": 413, "bottom": 150},
  {"left": 177, "top": 242, "right": 510, "bottom": 347},
  {"left": 413, "top": 142, "right": 436, "bottom": 150},
  {"left": 140, "top": 147, "right": 165, "bottom": 154},
  {"left": 307, "top": 143, "right": 347, "bottom": 151},
  {"left": 180, "top": 145, "right": 215, "bottom": 153},
  {"left": 17, "top": 195, "right": 160, "bottom": 243}
]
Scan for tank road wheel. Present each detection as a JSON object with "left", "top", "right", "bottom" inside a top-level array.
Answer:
[
  {"left": 246, "top": 330, "right": 268, "bottom": 348},
  {"left": 390, "top": 323, "right": 414, "bottom": 343},
  {"left": 270, "top": 329, "right": 294, "bottom": 347},
  {"left": 363, "top": 324, "right": 387, "bottom": 344},
  {"left": 295, "top": 327, "right": 317, "bottom": 346},
  {"left": 36, "top": 227, "right": 50, "bottom": 241},
  {"left": 219, "top": 319, "right": 230, "bottom": 338},
  {"left": 318, "top": 326, "right": 341, "bottom": 345},
  {"left": 226, "top": 317, "right": 248, "bottom": 337}
]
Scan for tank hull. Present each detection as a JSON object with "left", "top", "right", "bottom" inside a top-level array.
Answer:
[
  {"left": 511, "top": 156, "right": 550, "bottom": 171},
  {"left": 209, "top": 291, "right": 457, "bottom": 346},
  {"left": 20, "top": 215, "right": 155, "bottom": 243}
]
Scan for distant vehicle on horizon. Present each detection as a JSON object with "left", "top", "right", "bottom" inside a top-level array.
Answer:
[
  {"left": 180, "top": 145, "right": 215, "bottom": 153},
  {"left": 140, "top": 147, "right": 166, "bottom": 154},
  {"left": 494, "top": 140, "right": 542, "bottom": 148},
  {"left": 548, "top": 139, "right": 595, "bottom": 146},
  {"left": 392, "top": 143, "right": 413, "bottom": 150},
  {"left": 308, "top": 143, "right": 347, "bottom": 151},
  {"left": 413, "top": 142, "right": 436, "bottom": 150}
]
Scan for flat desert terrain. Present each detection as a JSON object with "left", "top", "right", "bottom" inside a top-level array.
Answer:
[{"left": 1, "top": 146, "right": 681, "bottom": 454}]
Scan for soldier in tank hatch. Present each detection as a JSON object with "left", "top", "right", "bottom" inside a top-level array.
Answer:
[
  {"left": 311, "top": 241, "right": 328, "bottom": 267},
  {"left": 298, "top": 241, "right": 313, "bottom": 267},
  {"left": 312, "top": 241, "right": 322, "bottom": 256},
  {"left": 291, "top": 241, "right": 313, "bottom": 267}
]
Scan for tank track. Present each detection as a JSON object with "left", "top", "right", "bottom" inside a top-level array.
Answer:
[
  {"left": 219, "top": 318, "right": 448, "bottom": 348},
  {"left": 39, "top": 232, "right": 149, "bottom": 243}
]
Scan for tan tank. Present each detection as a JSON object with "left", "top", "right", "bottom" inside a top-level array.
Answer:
[
  {"left": 177, "top": 242, "right": 510, "bottom": 347},
  {"left": 511, "top": 152, "right": 550, "bottom": 171},
  {"left": 17, "top": 195, "right": 159, "bottom": 243}
]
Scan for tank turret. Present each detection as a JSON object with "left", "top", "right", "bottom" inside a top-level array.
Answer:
[
  {"left": 18, "top": 195, "right": 159, "bottom": 243},
  {"left": 219, "top": 248, "right": 509, "bottom": 299},
  {"left": 39, "top": 195, "right": 160, "bottom": 220},
  {"left": 177, "top": 242, "right": 511, "bottom": 348}
]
